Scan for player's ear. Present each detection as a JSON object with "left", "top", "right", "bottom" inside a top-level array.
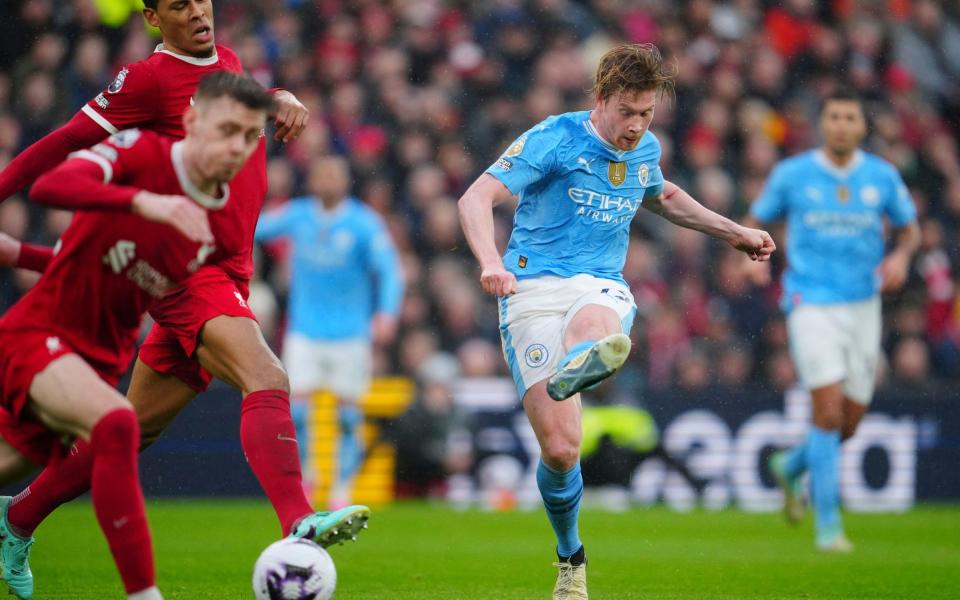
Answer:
[
  {"left": 183, "top": 106, "right": 198, "bottom": 134},
  {"left": 142, "top": 8, "right": 160, "bottom": 29}
]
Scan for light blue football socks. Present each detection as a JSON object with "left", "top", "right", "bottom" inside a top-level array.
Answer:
[
  {"left": 807, "top": 426, "right": 843, "bottom": 544},
  {"left": 337, "top": 404, "right": 365, "bottom": 484},
  {"left": 537, "top": 460, "right": 584, "bottom": 557}
]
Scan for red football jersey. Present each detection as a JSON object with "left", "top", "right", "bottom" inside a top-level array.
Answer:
[
  {"left": 0, "top": 130, "right": 232, "bottom": 379},
  {"left": 80, "top": 43, "right": 266, "bottom": 283}
]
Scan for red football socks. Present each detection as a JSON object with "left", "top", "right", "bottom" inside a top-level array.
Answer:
[
  {"left": 240, "top": 390, "right": 313, "bottom": 535},
  {"left": 90, "top": 409, "right": 155, "bottom": 594},
  {"left": 8, "top": 441, "right": 94, "bottom": 537}
]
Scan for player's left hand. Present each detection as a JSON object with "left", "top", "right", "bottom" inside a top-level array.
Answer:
[
  {"left": 371, "top": 312, "right": 398, "bottom": 346},
  {"left": 0, "top": 232, "right": 21, "bottom": 268},
  {"left": 730, "top": 226, "right": 776, "bottom": 262},
  {"left": 271, "top": 90, "right": 309, "bottom": 143},
  {"left": 879, "top": 250, "right": 911, "bottom": 293}
]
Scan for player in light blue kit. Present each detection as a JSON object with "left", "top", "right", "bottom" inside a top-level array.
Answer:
[
  {"left": 459, "top": 44, "right": 775, "bottom": 599},
  {"left": 746, "top": 89, "right": 920, "bottom": 553},
  {"left": 256, "top": 155, "right": 404, "bottom": 507}
]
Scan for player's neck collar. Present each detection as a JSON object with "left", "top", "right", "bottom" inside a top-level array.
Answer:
[
  {"left": 154, "top": 43, "right": 219, "bottom": 66},
  {"left": 583, "top": 117, "right": 630, "bottom": 158},
  {"left": 171, "top": 141, "right": 229, "bottom": 210},
  {"left": 815, "top": 148, "right": 864, "bottom": 179}
]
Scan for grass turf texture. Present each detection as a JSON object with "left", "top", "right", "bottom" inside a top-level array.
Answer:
[{"left": 23, "top": 500, "right": 959, "bottom": 599}]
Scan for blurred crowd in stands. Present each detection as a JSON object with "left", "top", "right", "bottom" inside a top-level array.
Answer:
[{"left": 2, "top": 0, "right": 959, "bottom": 402}]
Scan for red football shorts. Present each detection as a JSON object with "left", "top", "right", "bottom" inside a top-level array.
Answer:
[
  {"left": 139, "top": 265, "right": 255, "bottom": 393},
  {"left": 0, "top": 329, "right": 113, "bottom": 466}
]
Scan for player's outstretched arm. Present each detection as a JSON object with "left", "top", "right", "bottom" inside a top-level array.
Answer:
[
  {"left": 457, "top": 173, "right": 517, "bottom": 296},
  {"left": 31, "top": 160, "right": 213, "bottom": 245},
  {"left": 0, "top": 112, "right": 109, "bottom": 203},
  {"left": 0, "top": 233, "right": 55, "bottom": 273},
  {"left": 644, "top": 180, "right": 776, "bottom": 262}
]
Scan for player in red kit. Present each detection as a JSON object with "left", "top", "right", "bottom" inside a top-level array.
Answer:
[
  {"left": 0, "top": 1, "right": 368, "bottom": 594},
  {"left": 0, "top": 71, "right": 272, "bottom": 600}
]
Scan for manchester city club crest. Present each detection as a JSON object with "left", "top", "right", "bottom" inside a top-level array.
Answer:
[
  {"left": 638, "top": 163, "right": 650, "bottom": 186},
  {"left": 524, "top": 343, "right": 549, "bottom": 368},
  {"left": 608, "top": 161, "right": 626, "bottom": 187},
  {"left": 108, "top": 68, "right": 129, "bottom": 94}
]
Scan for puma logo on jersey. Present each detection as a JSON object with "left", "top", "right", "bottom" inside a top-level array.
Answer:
[
  {"left": 577, "top": 157, "right": 595, "bottom": 174},
  {"left": 103, "top": 240, "right": 136, "bottom": 274}
]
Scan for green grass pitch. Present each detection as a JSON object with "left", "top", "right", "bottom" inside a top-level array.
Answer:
[{"left": 24, "top": 500, "right": 960, "bottom": 599}]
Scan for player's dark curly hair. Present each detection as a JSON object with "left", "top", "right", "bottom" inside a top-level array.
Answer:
[
  {"left": 195, "top": 72, "right": 274, "bottom": 112},
  {"left": 593, "top": 44, "right": 677, "bottom": 101},
  {"left": 142, "top": 0, "right": 158, "bottom": 9}
]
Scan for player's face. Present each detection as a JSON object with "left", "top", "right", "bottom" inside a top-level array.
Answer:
[
  {"left": 820, "top": 100, "right": 866, "bottom": 157},
  {"left": 308, "top": 158, "right": 351, "bottom": 205},
  {"left": 144, "top": 0, "right": 215, "bottom": 58},
  {"left": 185, "top": 96, "right": 265, "bottom": 183},
  {"left": 594, "top": 89, "right": 657, "bottom": 151}
]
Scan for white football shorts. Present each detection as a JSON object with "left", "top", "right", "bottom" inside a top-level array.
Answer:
[
  {"left": 786, "top": 296, "right": 881, "bottom": 405},
  {"left": 498, "top": 274, "right": 637, "bottom": 400},
  {"left": 282, "top": 332, "right": 372, "bottom": 400}
]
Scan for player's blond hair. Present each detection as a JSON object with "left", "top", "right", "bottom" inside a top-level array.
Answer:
[{"left": 593, "top": 44, "right": 676, "bottom": 101}]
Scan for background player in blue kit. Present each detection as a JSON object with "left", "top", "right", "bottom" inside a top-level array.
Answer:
[
  {"left": 255, "top": 154, "right": 404, "bottom": 507},
  {"left": 458, "top": 44, "right": 775, "bottom": 599},
  {"left": 745, "top": 89, "right": 920, "bottom": 553}
]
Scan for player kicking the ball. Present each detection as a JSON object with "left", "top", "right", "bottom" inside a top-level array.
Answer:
[
  {"left": 0, "top": 71, "right": 271, "bottom": 600},
  {"left": 459, "top": 44, "right": 775, "bottom": 599},
  {"left": 0, "top": 2, "right": 367, "bottom": 597}
]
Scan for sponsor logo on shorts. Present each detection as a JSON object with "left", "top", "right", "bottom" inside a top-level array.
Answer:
[
  {"left": 107, "top": 68, "right": 128, "bottom": 94},
  {"left": 601, "top": 288, "right": 631, "bottom": 304},
  {"left": 524, "top": 343, "right": 549, "bottom": 368},
  {"left": 234, "top": 291, "right": 248, "bottom": 309},
  {"left": 518, "top": 255, "right": 528, "bottom": 269}
]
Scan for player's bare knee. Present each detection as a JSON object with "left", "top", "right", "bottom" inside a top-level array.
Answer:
[
  {"left": 541, "top": 436, "right": 580, "bottom": 470},
  {"left": 242, "top": 359, "right": 289, "bottom": 395}
]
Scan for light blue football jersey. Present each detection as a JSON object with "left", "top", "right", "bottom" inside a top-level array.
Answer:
[
  {"left": 486, "top": 110, "right": 665, "bottom": 285},
  {"left": 255, "top": 197, "right": 404, "bottom": 340},
  {"left": 751, "top": 149, "right": 916, "bottom": 310}
]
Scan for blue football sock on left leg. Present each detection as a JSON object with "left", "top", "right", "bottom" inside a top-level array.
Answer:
[
  {"left": 536, "top": 460, "right": 583, "bottom": 557},
  {"left": 337, "top": 405, "right": 364, "bottom": 484},
  {"left": 290, "top": 399, "right": 310, "bottom": 468},
  {"left": 558, "top": 340, "right": 596, "bottom": 370},
  {"left": 806, "top": 426, "right": 842, "bottom": 543}
]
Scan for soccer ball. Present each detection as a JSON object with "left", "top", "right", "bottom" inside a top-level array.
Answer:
[{"left": 252, "top": 537, "right": 337, "bottom": 600}]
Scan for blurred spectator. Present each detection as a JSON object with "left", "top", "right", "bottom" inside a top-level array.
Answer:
[{"left": 392, "top": 352, "right": 474, "bottom": 498}]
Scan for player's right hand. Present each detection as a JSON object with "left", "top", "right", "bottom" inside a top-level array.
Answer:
[
  {"left": 132, "top": 191, "right": 214, "bottom": 245},
  {"left": 0, "top": 232, "right": 21, "bottom": 268},
  {"left": 480, "top": 264, "right": 517, "bottom": 296}
]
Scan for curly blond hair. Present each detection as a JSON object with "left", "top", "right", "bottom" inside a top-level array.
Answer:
[{"left": 593, "top": 44, "right": 676, "bottom": 100}]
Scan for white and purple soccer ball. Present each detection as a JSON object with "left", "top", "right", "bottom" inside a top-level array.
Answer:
[{"left": 253, "top": 537, "right": 337, "bottom": 600}]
